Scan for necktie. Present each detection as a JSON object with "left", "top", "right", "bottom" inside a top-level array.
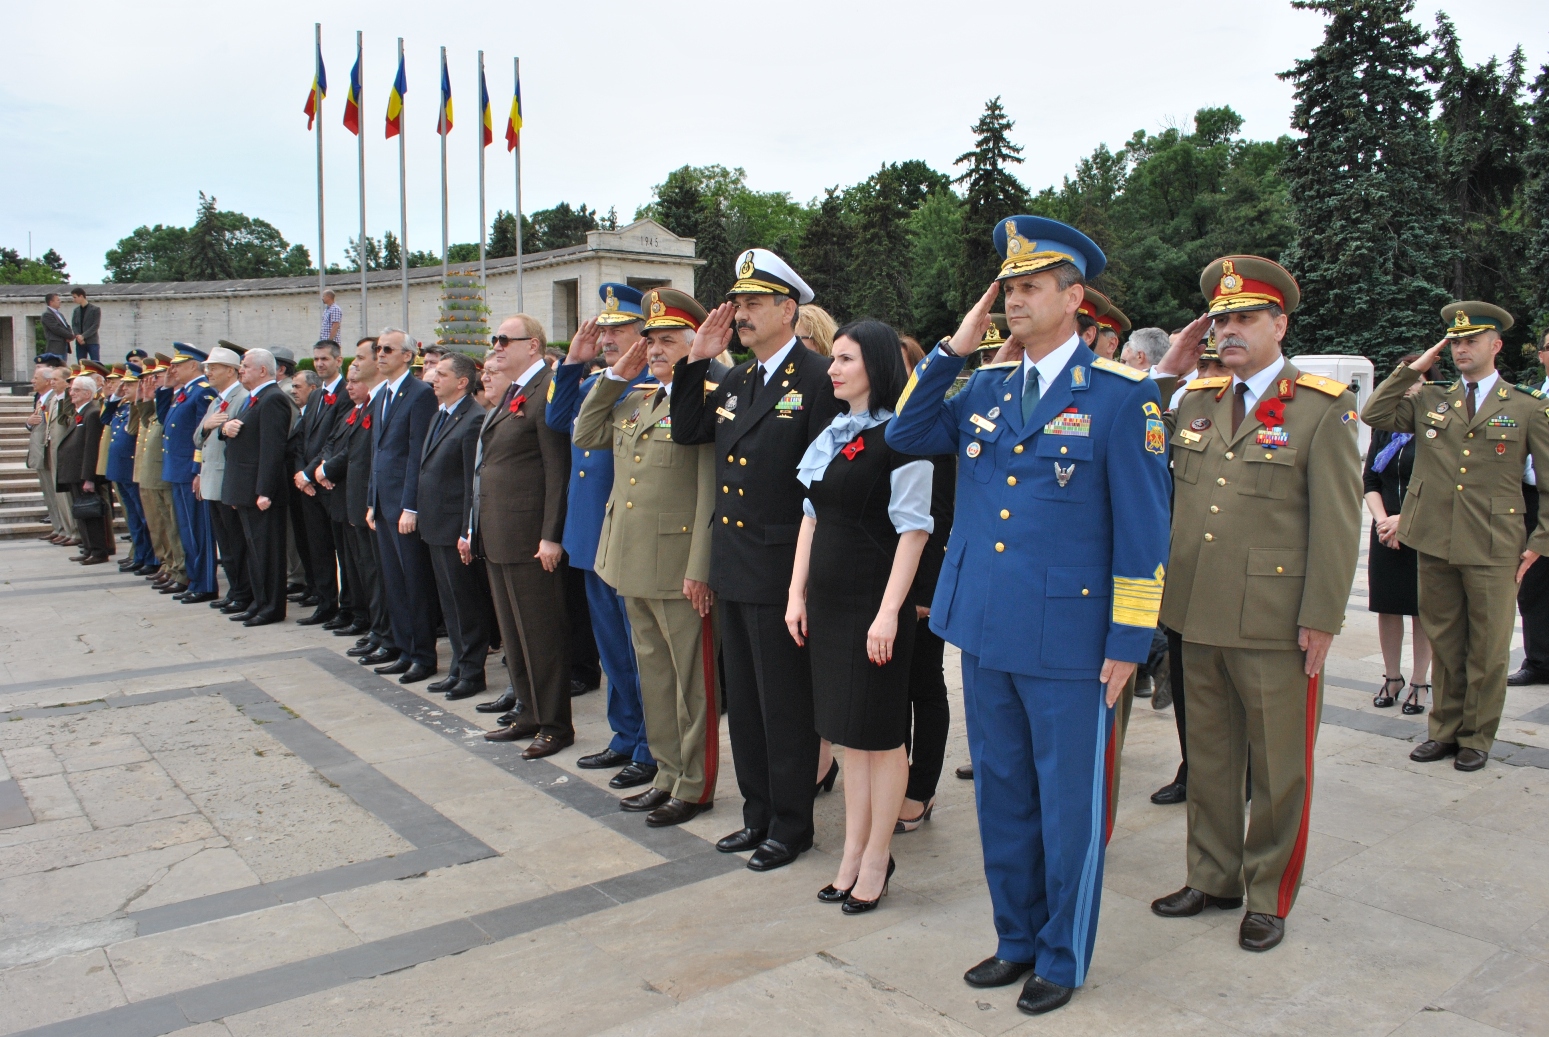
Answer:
[
  {"left": 1466, "top": 381, "right": 1478, "bottom": 421},
  {"left": 381, "top": 385, "right": 392, "bottom": 425},
  {"left": 1021, "top": 367, "right": 1040, "bottom": 424},
  {"left": 1232, "top": 382, "right": 1249, "bottom": 434},
  {"left": 752, "top": 363, "right": 766, "bottom": 398},
  {"left": 430, "top": 409, "right": 448, "bottom": 443}
]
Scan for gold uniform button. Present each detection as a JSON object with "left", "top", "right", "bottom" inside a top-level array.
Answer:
[
  {"left": 739, "top": 458, "right": 747, "bottom": 466},
  {"left": 739, "top": 488, "right": 745, "bottom": 496},
  {"left": 583, "top": 450, "right": 590, "bottom": 457},
  {"left": 995, "top": 542, "right": 1005, "bottom": 552},
  {"left": 682, "top": 526, "right": 688, "bottom": 532},
  {"left": 1225, "top": 451, "right": 1234, "bottom": 460},
  {"left": 634, "top": 455, "right": 642, "bottom": 463},
  {"left": 1210, "top": 505, "right": 1219, "bottom": 514},
  {"left": 722, "top": 485, "right": 729, "bottom": 493},
  {"left": 1204, "top": 533, "right": 1215, "bottom": 542},
  {"left": 629, "top": 478, "right": 636, "bottom": 485},
  {"left": 1081, "top": 588, "right": 1089, "bottom": 596},
  {"left": 1276, "top": 566, "right": 1284, "bottom": 574},
  {"left": 1007, "top": 476, "right": 1017, "bottom": 486},
  {"left": 1457, "top": 484, "right": 1464, "bottom": 491},
  {"left": 641, "top": 433, "right": 649, "bottom": 440},
  {"left": 1460, "top": 467, "right": 1467, "bottom": 474},
  {"left": 722, "top": 516, "right": 729, "bottom": 524},
  {"left": 1462, "top": 449, "right": 1470, "bottom": 456},
  {"left": 1510, "top": 508, "right": 1516, "bottom": 514},
  {"left": 1000, "top": 509, "right": 1010, "bottom": 519},
  {"left": 727, "top": 454, "right": 734, "bottom": 462},
  {"left": 1059, "top": 445, "right": 1068, "bottom": 454},
  {"left": 1013, "top": 444, "right": 1024, "bottom": 454},
  {"left": 625, "top": 501, "right": 633, "bottom": 509},
  {"left": 736, "top": 520, "right": 744, "bottom": 528},
  {"left": 578, "top": 470, "right": 585, "bottom": 478},
  {"left": 1467, "top": 432, "right": 1474, "bottom": 438},
  {"left": 1217, "top": 477, "right": 1227, "bottom": 486},
  {"left": 1264, "top": 453, "right": 1274, "bottom": 459}
]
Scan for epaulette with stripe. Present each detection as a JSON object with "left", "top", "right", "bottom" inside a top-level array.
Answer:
[
  {"left": 1517, "top": 383, "right": 1547, "bottom": 400},
  {"left": 1092, "top": 356, "right": 1146, "bottom": 381},
  {"left": 977, "top": 361, "right": 1019, "bottom": 371},
  {"left": 1295, "top": 373, "right": 1347, "bottom": 397},
  {"left": 1186, "top": 377, "right": 1231, "bottom": 391}
]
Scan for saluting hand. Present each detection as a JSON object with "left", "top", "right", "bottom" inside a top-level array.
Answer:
[
  {"left": 612, "top": 338, "right": 650, "bottom": 382},
  {"left": 947, "top": 283, "right": 1001, "bottom": 358},
  {"left": 565, "top": 319, "right": 603, "bottom": 365},
  {"left": 1409, "top": 339, "right": 1449, "bottom": 373},
  {"left": 1154, "top": 313, "right": 1214, "bottom": 376},
  {"left": 688, "top": 303, "right": 735, "bottom": 362}
]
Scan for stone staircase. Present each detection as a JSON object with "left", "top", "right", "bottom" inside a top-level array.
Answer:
[{"left": 0, "top": 395, "right": 127, "bottom": 540}]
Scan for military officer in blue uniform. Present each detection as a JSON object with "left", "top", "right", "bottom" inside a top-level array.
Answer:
[
  {"left": 888, "top": 216, "right": 1171, "bottom": 1016},
  {"left": 159, "top": 344, "right": 221, "bottom": 603},
  {"left": 104, "top": 364, "right": 157, "bottom": 573},
  {"left": 545, "top": 284, "right": 656, "bottom": 787}
]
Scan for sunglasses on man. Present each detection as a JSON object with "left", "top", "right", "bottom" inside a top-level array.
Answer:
[{"left": 490, "top": 334, "right": 540, "bottom": 348}]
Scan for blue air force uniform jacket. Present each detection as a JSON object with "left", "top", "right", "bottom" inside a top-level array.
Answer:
[
  {"left": 886, "top": 344, "right": 1171, "bottom": 678},
  {"left": 159, "top": 379, "right": 218, "bottom": 484},
  {"left": 545, "top": 362, "right": 649, "bottom": 571},
  {"left": 103, "top": 398, "right": 138, "bottom": 485}
]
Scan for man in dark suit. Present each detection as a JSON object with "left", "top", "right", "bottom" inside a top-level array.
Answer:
[
  {"left": 319, "top": 354, "right": 388, "bottom": 653},
  {"left": 41, "top": 294, "right": 75, "bottom": 358},
  {"left": 70, "top": 289, "right": 102, "bottom": 362},
  {"left": 220, "top": 348, "right": 293, "bottom": 626},
  {"left": 292, "top": 340, "right": 352, "bottom": 626},
  {"left": 670, "top": 249, "right": 841, "bottom": 871},
  {"left": 475, "top": 316, "right": 572, "bottom": 758},
  {"left": 366, "top": 328, "right": 439, "bottom": 684},
  {"left": 418, "top": 352, "right": 491, "bottom": 699}
]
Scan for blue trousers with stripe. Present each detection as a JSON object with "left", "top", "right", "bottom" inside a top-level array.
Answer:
[
  {"left": 962, "top": 652, "right": 1114, "bottom": 988},
  {"left": 115, "top": 481, "right": 157, "bottom": 567},
  {"left": 584, "top": 569, "right": 653, "bottom": 765},
  {"left": 171, "top": 481, "right": 217, "bottom": 594}
]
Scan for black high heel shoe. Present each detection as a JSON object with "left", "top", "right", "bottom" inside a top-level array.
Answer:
[
  {"left": 816, "top": 759, "right": 839, "bottom": 794},
  {"left": 842, "top": 856, "right": 895, "bottom": 914},
  {"left": 1373, "top": 675, "right": 1403, "bottom": 709},
  {"left": 816, "top": 881, "right": 853, "bottom": 904},
  {"left": 1402, "top": 683, "right": 1429, "bottom": 715}
]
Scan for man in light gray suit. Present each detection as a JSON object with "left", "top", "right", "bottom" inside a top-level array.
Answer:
[
  {"left": 25, "top": 360, "right": 69, "bottom": 541},
  {"left": 195, "top": 345, "right": 252, "bottom": 612}
]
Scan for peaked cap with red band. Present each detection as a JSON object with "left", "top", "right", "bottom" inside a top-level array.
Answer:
[
  {"left": 1200, "top": 255, "right": 1300, "bottom": 316},
  {"left": 642, "top": 288, "right": 709, "bottom": 332}
]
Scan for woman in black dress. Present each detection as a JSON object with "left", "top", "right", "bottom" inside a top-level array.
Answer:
[
  {"left": 1364, "top": 355, "right": 1432, "bottom": 714},
  {"left": 787, "top": 320, "right": 932, "bottom": 913}
]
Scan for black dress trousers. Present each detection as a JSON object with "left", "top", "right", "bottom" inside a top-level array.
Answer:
[
  {"left": 210, "top": 501, "right": 252, "bottom": 607},
  {"left": 429, "top": 543, "right": 491, "bottom": 680},
  {"left": 240, "top": 503, "right": 289, "bottom": 620},
  {"left": 299, "top": 492, "right": 339, "bottom": 610},
  {"left": 1520, "top": 484, "right": 1549, "bottom": 673}
]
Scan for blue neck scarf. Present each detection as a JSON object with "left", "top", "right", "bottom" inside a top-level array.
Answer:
[
  {"left": 1372, "top": 432, "right": 1412, "bottom": 473},
  {"left": 797, "top": 408, "right": 891, "bottom": 487}
]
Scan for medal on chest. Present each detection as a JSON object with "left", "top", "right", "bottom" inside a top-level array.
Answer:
[{"left": 775, "top": 391, "right": 804, "bottom": 415}]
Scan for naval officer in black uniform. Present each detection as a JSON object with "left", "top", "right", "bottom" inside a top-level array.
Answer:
[{"left": 671, "top": 248, "right": 842, "bottom": 871}]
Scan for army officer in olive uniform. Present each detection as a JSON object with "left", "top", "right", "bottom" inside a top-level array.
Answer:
[
  {"left": 1149, "top": 256, "right": 1362, "bottom": 954},
  {"left": 577, "top": 288, "right": 728, "bottom": 828},
  {"left": 1362, "top": 302, "right": 1549, "bottom": 772}
]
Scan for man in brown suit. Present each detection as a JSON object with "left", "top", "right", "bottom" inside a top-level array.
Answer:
[{"left": 475, "top": 315, "right": 573, "bottom": 758}]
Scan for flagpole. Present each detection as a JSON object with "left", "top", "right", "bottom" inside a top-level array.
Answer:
[
  {"left": 356, "top": 30, "right": 367, "bottom": 341},
  {"left": 439, "top": 45, "right": 449, "bottom": 289},
  {"left": 477, "top": 50, "right": 487, "bottom": 291},
  {"left": 315, "top": 22, "right": 326, "bottom": 304},
  {"left": 514, "top": 56, "right": 524, "bottom": 311},
  {"left": 398, "top": 37, "right": 408, "bottom": 332}
]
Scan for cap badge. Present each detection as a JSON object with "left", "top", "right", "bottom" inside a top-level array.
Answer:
[
  {"left": 1454, "top": 311, "right": 1471, "bottom": 329},
  {"left": 603, "top": 286, "right": 619, "bottom": 312},
  {"left": 1218, "top": 259, "right": 1242, "bottom": 296},
  {"left": 1003, "top": 220, "right": 1034, "bottom": 257},
  {"left": 738, "top": 252, "right": 755, "bottom": 278},
  {"left": 649, "top": 293, "right": 665, "bottom": 318}
]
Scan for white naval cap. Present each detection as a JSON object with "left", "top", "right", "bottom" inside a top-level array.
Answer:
[{"left": 728, "top": 248, "right": 815, "bottom": 305}]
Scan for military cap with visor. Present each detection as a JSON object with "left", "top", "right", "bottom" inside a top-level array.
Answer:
[
  {"left": 1200, "top": 255, "right": 1300, "bottom": 316},
  {"left": 596, "top": 283, "right": 646, "bottom": 326},
  {"left": 642, "top": 288, "right": 709, "bottom": 332},
  {"left": 993, "top": 215, "right": 1106, "bottom": 282},
  {"left": 728, "top": 248, "right": 815, "bottom": 304},
  {"left": 1441, "top": 301, "right": 1513, "bottom": 339}
]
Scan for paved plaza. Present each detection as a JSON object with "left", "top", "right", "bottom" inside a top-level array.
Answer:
[{"left": 1, "top": 533, "right": 1547, "bottom": 1037}]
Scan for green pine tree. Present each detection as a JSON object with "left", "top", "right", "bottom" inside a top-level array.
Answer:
[
  {"left": 953, "top": 98, "right": 1028, "bottom": 312},
  {"left": 845, "top": 162, "right": 948, "bottom": 330},
  {"left": 907, "top": 189, "right": 965, "bottom": 344},
  {"left": 795, "top": 187, "right": 855, "bottom": 320},
  {"left": 383, "top": 231, "right": 402, "bottom": 269},
  {"left": 1523, "top": 63, "right": 1549, "bottom": 338},
  {"left": 693, "top": 198, "right": 737, "bottom": 309},
  {"left": 185, "top": 192, "right": 236, "bottom": 281},
  {"left": 1279, "top": 0, "right": 1456, "bottom": 365}
]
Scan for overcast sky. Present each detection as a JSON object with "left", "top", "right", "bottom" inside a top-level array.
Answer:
[{"left": 3, "top": 1, "right": 1546, "bottom": 284}]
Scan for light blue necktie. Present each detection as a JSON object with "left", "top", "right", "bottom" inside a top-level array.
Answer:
[{"left": 1021, "top": 367, "right": 1041, "bottom": 423}]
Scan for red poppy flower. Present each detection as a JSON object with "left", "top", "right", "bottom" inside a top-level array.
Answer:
[
  {"left": 840, "top": 436, "right": 866, "bottom": 461},
  {"left": 346, "top": 409, "right": 358, "bottom": 426},
  {"left": 509, "top": 393, "right": 527, "bottom": 415},
  {"left": 218, "top": 400, "right": 230, "bottom": 413},
  {"left": 323, "top": 392, "right": 337, "bottom": 406},
  {"left": 362, "top": 413, "right": 372, "bottom": 429},
  {"left": 1255, "top": 398, "right": 1285, "bottom": 427},
  {"left": 175, "top": 391, "right": 187, "bottom": 404}
]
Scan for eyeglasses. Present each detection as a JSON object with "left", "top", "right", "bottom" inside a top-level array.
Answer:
[
  {"left": 490, "top": 334, "right": 538, "bottom": 348},
  {"left": 373, "top": 345, "right": 402, "bottom": 355}
]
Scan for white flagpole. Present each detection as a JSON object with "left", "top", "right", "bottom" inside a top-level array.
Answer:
[
  {"left": 398, "top": 37, "right": 408, "bottom": 332},
  {"left": 440, "top": 45, "right": 449, "bottom": 288},
  {"left": 478, "top": 50, "right": 487, "bottom": 291},
  {"left": 315, "top": 22, "right": 326, "bottom": 304},
  {"left": 356, "top": 30, "right": 367, "bottom": 341},
  {"left": 514, "top": 56, "right": 524, "bottom": 311}
]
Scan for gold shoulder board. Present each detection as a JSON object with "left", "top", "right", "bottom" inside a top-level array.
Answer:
[
  {"left": 1092, "top": 357, "right": 1147, "bottom": 381},
  {"left": 1186, "top": 377, "right": 1231, "bottom": 391},
  {"left": 977, "top": 361, "right": 1020, "bottom": 371},
  {"left": 1295, "top": 373, "right": 1347, "bottom": 397},
  {"left": 703, "top": 381, "right": 719, "bottom": 392}
]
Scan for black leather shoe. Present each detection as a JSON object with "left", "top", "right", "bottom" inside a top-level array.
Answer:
[
  {"left": 1454, "top": 747, "right": 1488, "bottom": 771},
  {"left": 569, "top": 677, "right": 599, "bottom": 696},
  {"left": 477, "top": 689, "right": 517, "bottom": 714},
  {"left": 577, "top": 748, "right": 630, "bottom": 770},
  {"left": 1507, "top": 666, "right": 1549, "bottom": 686},
  {"left": 299, "top": 593, "right": 322, "bottom": 608},
  {"left": 1410, "top": 739, "right": 1459, "bottom": 763},
  {"left": 955, "top": 763, "right": 974, "bottom": 780},
  {"left": 747, "top": 837, "right": 811, "bottom": 872},
  {"left": 1151, "top": 781, "right": 1187, "bottom": 805},
  {"left": 158, "top": 582, "right": 189, "bottom": 595},
  {"left": 296, "top": 608, "right": 337, "bottom": 626},
  {"left": 444, "top": 679, "right": 484, "bottom": 700},
  {"left": 242, "top": 614, "right": 281, "bottom": 627},
  {"left": 208, "top": 597, "right": 231, "bottom": 610},
  {"left": 963, "top": 957, "right": 1035, "bottom": 988},
  {"left": 609, "top": 761, "right": 658, "bottom": 789},
  {"left": 427, "top": 676, "right": 460, "bottom": 693},
  {"left": 620, "top": 787, "right": 671, "bottom": 812},
  {"left": 647, "top": 798, "right": 710, "bottom": 827},
  {"left": 496, "top": 711, "right": 522, "bottom": 726},
  {"left": 1151, "top": 887, "right": 1244, "bottom": 917},
  {"left": 362, "top": 648, "right": 399, "bottom": 666},
  {"left": 1239, "top": 912, "right": 1285, "bottom": 951},
  {"left": 398, "top": 663, "right": 437, "bottom": 684},
  {"left": 374, "top": 658, "right": 412, "bottom": 675},
  {"left": 334, "top": 620, "right": 371, "bottom": 636},
  {"left": 716, "top": 827, "right": 767, "bottom": 853},
  {"left": 321, "top": 614, "right": 351, "bottom": 630},
  {"left": 181, "top": 591, "right": 219, "bottom": 604},
  {"left": 286, "top": 582, "right": 306, "bottom": 596},
  {"left": 1017, "top": 975, "right": 1074, "bottom": 1015},
  {"left": 221, "top": 600, "right": 251, "bottom": 614},
  {"left": 346, "top": 641, "right": 379, "bottom": 657},
  {"left": 229, "top": 609, "right": 258, "bottom": 622}
]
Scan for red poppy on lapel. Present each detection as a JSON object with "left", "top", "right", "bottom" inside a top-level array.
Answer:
[
  {"left": 362, "top": 413, "right": 372, "bottom": 429},
  {"left": 175, "top": 391, "right": 187, "bottom": 404},
  {"left": 345, "top": 408, "right": 358, "bottom": 425},
  {"left": 840, "top": 436, "right": 866, "bottom": 461},
  {"left": 1254, "top": 397, "right": 1285, "bottom": 428},
  {"left": 218, "top": 400, "right": 230, "bottom": 413},
  {"left": 74, "top": 415, "right": 83, "bottom": 425},
  {"left": 509, "top": 393, "right": 527, "bottom": 416},
  {"left": 323, "top": 392, "right": 337, "bottom": 406}
]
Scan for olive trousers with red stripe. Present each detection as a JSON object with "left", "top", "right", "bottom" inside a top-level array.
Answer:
[
  {"left": 1182, "top": 643, "right": 1319, "bottom": 918},
  {"left": 624, "top": 597, "right": 721, "bottom": 805}
]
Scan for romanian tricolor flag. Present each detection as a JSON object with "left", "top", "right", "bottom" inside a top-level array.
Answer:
[
  {"left": 343, "top": 49, "right": 362, "bottom": 135},
  {"left": 479, "top": 66, "right": 492, "bottom": 148},
  {"left": 437, "top": 53, "right": 453, "bottom": 136},
  {"left": 303, "top": 38, "right": 327, "bottom": 129},
  {"left": 505, "top": 73, "right": 522, "bottom": 151},
  {"left": 385, "top": 53, "right": 406, "bottom": 138}
]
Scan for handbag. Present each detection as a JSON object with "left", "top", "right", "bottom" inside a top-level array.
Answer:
[{"left": 71, "top": 491, "right": 106, "bottom": 521}]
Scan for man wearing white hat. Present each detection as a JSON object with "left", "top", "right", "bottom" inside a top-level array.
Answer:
[{"left": 195, "top": 344, "right": 252, "bottom": 614}]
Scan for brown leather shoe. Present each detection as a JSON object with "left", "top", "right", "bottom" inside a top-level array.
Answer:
[
  {"left": 646, "top": 798, "right": 711, "bottom": 827},
  {"left": 60, "top": 537, "right": 80, "bottom": 547},
  {"left": 1454, "top": 747, "right": 1488, "bottom": 771},
  {"left": 620, "top": 787, "right": 671, "bottom": 812},
  {"left": 484, "top": 722, "right": 540, "bottom": 742},
  {"left": 1410, "top": 739, "right": 1459, "bottom": 763},
  {"left": 1151, "top": 886, "right": 1244, "bottom": 917},
  {"left": 1239, "top": 912, "right": 1284, "bottom": 951},
  {"left": 522, "top": 733, "right": 575, "bottom": 759}
]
